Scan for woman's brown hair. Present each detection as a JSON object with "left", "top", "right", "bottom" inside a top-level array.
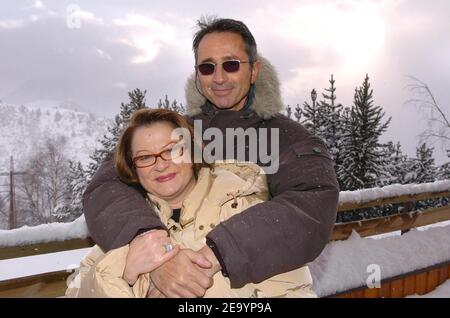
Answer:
[{"left": 115, "top": 108, "right": 209, "bottom": 184}]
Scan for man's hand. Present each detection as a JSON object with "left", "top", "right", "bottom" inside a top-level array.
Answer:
[
  {"left": 196, "top": 245, "right": 222, "bottom": 277},
  {"left": 123, "top": 230, "right": 179, "bottom": 286},
  {"left": 149, "top": 249, "right": 214, "bottom": 298}
]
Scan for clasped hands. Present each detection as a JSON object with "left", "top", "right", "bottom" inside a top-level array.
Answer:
[{"left": 123, "top": 229, "right": 221, "bottom": 298}]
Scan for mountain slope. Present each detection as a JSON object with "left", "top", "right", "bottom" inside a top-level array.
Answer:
[{"left": 0, "top": 102, "right": 111, "bottom": 170}]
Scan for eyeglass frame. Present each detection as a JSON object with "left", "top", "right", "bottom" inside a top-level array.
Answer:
[
  {"left": 195, "top": 59, "right": 252, "bottom": 76},
  {"left": 132, "top": 142, "right": 184, "bottom": 168}
]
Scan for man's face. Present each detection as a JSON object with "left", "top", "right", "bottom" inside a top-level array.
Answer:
[{"left": 196, "top": 32, "right": 260, "bottom": 111}]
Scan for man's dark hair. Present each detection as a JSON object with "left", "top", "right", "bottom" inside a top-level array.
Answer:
[{"left": 193, "top": 17, "right": 258, "bottom": 64}]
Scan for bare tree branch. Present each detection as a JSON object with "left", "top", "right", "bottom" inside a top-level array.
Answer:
[
  {"left": 420, "top": 132, "right": 450, "bottom": 142},
  {"left": 405, "top": 76, "right": 450, "bottom": 153}
]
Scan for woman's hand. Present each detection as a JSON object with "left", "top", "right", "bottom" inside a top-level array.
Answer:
[{"left": 123, "top": 229, "right": 179, "bottom": 286}]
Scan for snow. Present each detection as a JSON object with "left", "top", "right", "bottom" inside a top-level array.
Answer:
[
  {"left": 367, "top": 220, "right": 450, "bottom": 240},
  {"left": 0, "top": 215, "right": 89, "bottom": 247},
  {"left": 366, "top": 231, "right": 401, "bottom": 240},
  {"left": 406, "top": 279, "right": 450, "bottom": 298},
  {"left": 0, "top": 248, "right": 91, "bottom": 281},
  {"left": 416, "top": 220, "right": 450, "bottom": 232},
  {"left": 309, "top": 224, "right": 450, "bottom": 297},
  {"left": 339, "top": 180, "right": 450, "bottom": 204}
]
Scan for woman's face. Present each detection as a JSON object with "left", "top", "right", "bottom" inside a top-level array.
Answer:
[{"left": 131, "top": 122, "right": 195, "bottom": 205}]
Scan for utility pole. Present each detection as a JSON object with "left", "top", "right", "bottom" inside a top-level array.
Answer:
[{"left": 0, "top": 156, "right": 26, "bottom": 230}]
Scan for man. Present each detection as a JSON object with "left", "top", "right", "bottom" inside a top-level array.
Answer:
[{"left": 83, "top": 17, "right": 339, "bottom": 297}]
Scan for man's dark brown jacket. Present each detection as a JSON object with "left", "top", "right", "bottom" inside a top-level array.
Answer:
[{"left": 83, "top": 56, "right": 339, "bottom": 288}]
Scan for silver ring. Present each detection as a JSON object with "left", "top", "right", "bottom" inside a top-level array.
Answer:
[{"left": 164, "top": 243, "right": 173, "bottom": 253}]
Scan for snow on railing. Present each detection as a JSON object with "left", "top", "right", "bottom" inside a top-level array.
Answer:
[
  {"left": 338, "top": 180, "right": 450, "bottom": 206},
  {"left": 0, "top": 215, "right": 88, "bottom": 247}
]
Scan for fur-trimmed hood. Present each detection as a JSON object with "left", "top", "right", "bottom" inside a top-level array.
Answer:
[{"left": 185, "top": 56, "right": 284, "bottom": 119}]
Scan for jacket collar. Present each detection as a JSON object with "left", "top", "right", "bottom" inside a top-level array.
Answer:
[{"left": 185, "top": 55, "right": 284, "bottom": 119}]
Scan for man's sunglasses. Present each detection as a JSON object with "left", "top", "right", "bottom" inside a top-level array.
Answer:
[{"left": 195, "top": 59, "right": 251, "bottom": 76}]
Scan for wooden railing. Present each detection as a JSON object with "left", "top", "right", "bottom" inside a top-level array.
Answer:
[
  {"left": 1, "top": 183, "right": 450, "bottom": 298},
  {"left": 332, "top": 261, "right": 450, "bottom": 298}
]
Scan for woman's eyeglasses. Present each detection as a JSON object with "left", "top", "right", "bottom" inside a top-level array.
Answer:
[
  {"left": 195, "top": 59, "right": 251, "bottom": 76},
  {"left": 132, "top": 143, "right": 184, "bottom": 168}
]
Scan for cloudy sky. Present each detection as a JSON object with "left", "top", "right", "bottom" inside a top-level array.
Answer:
[{"left": 1, "top": 0, "right": 449, "bottom": 163}]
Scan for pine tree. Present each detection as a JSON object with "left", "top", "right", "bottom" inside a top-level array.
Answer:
[
  {"left": 285, "top": 105, "right": 292, "bottom": 119},
  {"left": 317, "top": 75, "right": 344, "bottom": 168},
  {"left": 301, "top": 89, "right": 320, "bottom": 135},
  {"left": 406, "top": 143, "right": 437, "bottom": 184},
  {"left": 52, "top": 160, "right": 86, "bottom": 222},
  {"left": 378, "top": 141, "right": 409, "bottom": 186},
  {"left": 437, "top": 162, "right": 450, "bottom": 180},
  {"left": 406, "top": 143, "right": 438, "bottom": 210},
  {"left": 338, "top": 74, "right": 391, "bottom": 191},
  {"left": 338, "top": 106, "right": 362, "bottom": 190},
  {"left": 294, "top": 104, "right": 302, "bottom": 122},
  {"left": 85, "top": 88, "right": 148, "bottom": 181},
  {"left": 437, "top": 162, "right": 450, "bottom": 206},
  {"left": 158, "top": 95, "right": 185, "bottom": 114}
]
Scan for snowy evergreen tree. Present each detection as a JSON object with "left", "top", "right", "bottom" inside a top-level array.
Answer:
[
  {"left": 52, "top": 160, "right": 86, "bottom": 222},
  {"left": 338, "top": 74, "right": 391, "bottom": 191},
  {"left": 301, "top": 89, "right": 320, "bottom": 135},
  {"left": 405, "top": 143, "right": 438, "bottom": 210},
  {"left": 85, "top": 88, "right": 148, "bottom": 181},
  {"left": 294, "top": 104, "right": 302, "bottom": 122},
  {"left": 337, "top": 106, "right": 360, "bottom": 190},
  {"left": 317, "top": 75, "right": 345, "bottom": 169},
  {"left": 437, "top": 162, "right": 450, "bottom": 180},
  {"left": 285, "top": 105, "right": 292, "bottom": 119},
  {"left": 437, "top": 162, "right": 450, "bottom": 206},
  {"left": 158, "top": 95, "right": 185, "bottom": 114},
  {"left": 378, "top": 141, "right": 410, "bottom": 186},
  {"left": 406, "top": 143, "right": 437, "bottom": 184},
  {"left": 301, "top": 75, "right": 345, "bottom": 168}
]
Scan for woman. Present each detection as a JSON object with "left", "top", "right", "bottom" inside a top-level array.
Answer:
[{"left": 66, "top": 108, "right": 315, "bottom": 298}]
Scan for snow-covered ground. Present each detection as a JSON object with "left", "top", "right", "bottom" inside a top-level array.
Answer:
[{"left": 309, "top": 224, "right": 450, "bottom": 297}]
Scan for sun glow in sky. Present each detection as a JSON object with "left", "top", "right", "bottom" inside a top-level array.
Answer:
[
  {"left": 114, "top": 14, "right": 172, "bottom": 64},
  {"left": 280, "top": 2, "right": 386, "bottom": 73},
  {"left": 250, "top": 1, "right": 390, "bottom": 103}
]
